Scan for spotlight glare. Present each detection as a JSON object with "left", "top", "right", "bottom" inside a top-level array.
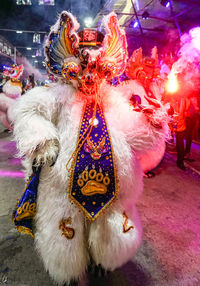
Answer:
[
  {"left": 16, "top": 31, "right": 23, "bottom": 34},
  {"left": 166, "top": 71, "right": 179, "bottom": 93},
  {"left": 32, "top": 55, "right": 36, "bottom": 58},
  {"left": 130, "top": 21, "right": 139, "bottom": 28},
  {"left": 26, "top": 47, "right": 32, "bottom": 50},
  {"left": 160, "top": 0, "right": 170, "bottom": 7},
  {"left": 84, "top": 17, "right": 93, "bottom": 28}
]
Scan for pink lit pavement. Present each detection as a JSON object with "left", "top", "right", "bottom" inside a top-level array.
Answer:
[{"left": 0, "top": 132, "right": 199, "bottom": 286}]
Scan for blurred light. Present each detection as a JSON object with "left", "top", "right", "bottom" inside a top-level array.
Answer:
[
  {"left": 32, "top": 55, "right": 36, "bottom": 58},
  {"left": 135, "top": 0, "right": 140, "bottom": 10},
  {"left": 34, "top": 60, "right": 38, "bottom": 63},
  {"left": 16, "top": 0, "right": 32, "bottom": 5},
  {"left": 84, "top": 17, "right": 93, "bottom": 28},
  {"left": 0, "top": 169, "right": 24, "bottom": 178},
  {"left": 26, "top": 47, "right": 32, "bottom": 50},
  {"left": 38, "top": 0, "right": 55, "bottom": 4},
  {"left": 142, "top": 11, "right": 149, "bottom": 19},
  {"left": 16, "top": 31, "right": 23, "bottom": 34},
  {"left": 36, "top": 49, "right": 42, "bottom": 56},
  {"left": 160, "top": 0, "right": 170, "bottom": 7},
  {"left": 130, "top": 20, "right": 139, "bottom": 28},
  {"left": 166, "top": 71, "right": 179, "bottom": 93},
  {"left": 33, "top": 33, "right": 41, "bottom": 44}
]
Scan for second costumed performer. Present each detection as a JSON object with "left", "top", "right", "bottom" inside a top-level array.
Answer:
[{"left": 13, "top": 11, "right": 169, "bottom": 286}]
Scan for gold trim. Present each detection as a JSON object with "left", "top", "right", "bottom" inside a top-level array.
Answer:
[
  {"left": 123, "top": 212, "right": 134, "bottom": 233},
  {"left": 59, "top": 218, "right": 75, "bottom": 240},
  {"left": 79, "top": 42, "right": 102, "bottom": 46},
  {"left": 15, "top": 211, "right": 35, "bottom": 222},
  {"left": 16, "top": 226, "right": 34, "bottom": 238},
  {"left": 12, "top": 175, "right": 34, "bottom": 222}
]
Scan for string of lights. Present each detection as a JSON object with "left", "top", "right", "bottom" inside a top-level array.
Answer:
[
  {"left": 16, "top": 0, "right": 55, "bottom": 5},
  {"left": 0, "top": 28, "right": 46, "bottom": 34}
]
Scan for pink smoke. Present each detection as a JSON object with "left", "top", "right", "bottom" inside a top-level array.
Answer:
[
  {"left": 171, "top": 27, "right": 200, "bottom": 92},
  {"left": 16, "top": 56, "right": 47, "bottom": 81}
]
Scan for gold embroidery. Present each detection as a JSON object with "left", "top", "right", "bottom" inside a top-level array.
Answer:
[
  {"left": 16, "top": 202, "right": 36, "bottom": 221},
  {"left": 123, "top": 212, "right": 134, "bottom": 233},
  {"left": 82, "top": 170, "right": 88, "bottom": 181},
  {"left": 16, "top": 226, "right": 34, "bottom": 238},
  {"left": 89, "top": 169, "right": 96, "bottom": 179},
  {"left": 77, "top": 169, "right": 110, "bottom": 196},
  {"left": 96, "top": 173, "right": 104, "bottom": 182},
  {"left": 86, "top": 137, "right": 106, "bottom": 160},
  {"left": 59, "top": 217, "right": 75, "bottom": 240},
  {"left": 81, "top": 180, "right": 107, "bottom": 196}
]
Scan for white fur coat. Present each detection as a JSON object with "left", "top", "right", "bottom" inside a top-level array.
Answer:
[{"left": 14, "top": 80, "right": 168, "bottom": 285}]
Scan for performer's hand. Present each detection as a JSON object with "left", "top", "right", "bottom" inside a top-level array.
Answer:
[{"left": 32, "top": 139, "right": 60, "bottom": 173}]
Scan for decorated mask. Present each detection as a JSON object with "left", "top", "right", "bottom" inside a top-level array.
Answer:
[
  {"left": 126, "top": 46, "right": 160, "bottom": 87},
  {"left": 3, "top": 64, "right": 24, "bottom": 80},
  {"left": 44, "top": 11, "right": 128, "bottom": 96}
]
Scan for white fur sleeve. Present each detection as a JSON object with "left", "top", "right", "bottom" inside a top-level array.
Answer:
[
  {"left": 126, "top": 106, "right": 169, "bottom": 152},
  {"left": 13, "top": 86, "right": 59, "bottom": 157},
  {"left": 103, "top": 84, "right": 169, "bottom": 153}
]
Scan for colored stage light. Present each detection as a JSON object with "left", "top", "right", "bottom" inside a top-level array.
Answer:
[
  {"left": 160, "top": 0, "right": 170, "bottom": 7},
  {"left": 130, "top": 20, "right": 139, "bottom": 28},
  {"left": 166, "top": 71, "right": 179, "bottom": 93},
  {"left": 38, "top": 0, "right": 55, "bottom": 5},
  {"left": 84, "top": 17, "right": 93, "bottom": 28}
]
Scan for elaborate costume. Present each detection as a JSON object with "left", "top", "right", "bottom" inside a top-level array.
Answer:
[
  {"left": 124, "top": 47, "right": 166, "bottom": 173},
  {"left": 0, "top": 64, "right": 23, "bottom": 130},
  {"left": 13, "top": 12, "right": 168, "bottom": 285}
]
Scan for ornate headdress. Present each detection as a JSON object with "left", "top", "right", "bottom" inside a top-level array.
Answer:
[
  {"left": 3, "top": 64, "right": 24, "bottom": 80},
  {"left": 44, "top": 11, "right": 128, "bottom": 89}
]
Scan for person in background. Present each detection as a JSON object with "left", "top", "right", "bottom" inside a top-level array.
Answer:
[
  {"left": 24, "top": 74, "right": 36, "bottom": 92},
  {"left": 184, "top": 92, "right": 199, "bottom": 161},
  {"left": 172, "top": 95, "right": 187, "bottom": 170}
]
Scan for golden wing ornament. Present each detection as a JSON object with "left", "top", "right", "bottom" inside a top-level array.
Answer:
[
  {"left": 99, "top": 12, "right": 128, "bottom": 79},
  {"left": 44, "top": 11, "right": 80, "bottom": 78}
]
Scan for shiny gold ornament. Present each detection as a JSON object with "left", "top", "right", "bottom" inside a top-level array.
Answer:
[
  {"left": 61, "top": 61, "right": 80, "bottom": 80},
  {"left": 59, "top": 217, "right": 75, "bottom": 239},
  {"left": 122, "top": 212, "right": 134, "bottom": 233},
  {"left": 99, "top": 61, "right": 119, "bottom": 80},
  {"left": 77, "top": 168, "right": 110, "bottom": 196}
]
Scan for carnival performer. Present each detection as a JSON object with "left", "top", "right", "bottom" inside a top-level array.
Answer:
[
  {"left": 13, "top": 12, "right": 169, "bottom": 286},
  {"left": 0, "top": 64, "right": 23, "bottom": 130},
  {"left": 124, "top": 47, "right": 167, "bottom": 175}
]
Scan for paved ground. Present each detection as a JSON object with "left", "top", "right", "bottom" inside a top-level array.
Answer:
[{"left": 0, "top": 132, "right": 199, "bottom": 286}]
